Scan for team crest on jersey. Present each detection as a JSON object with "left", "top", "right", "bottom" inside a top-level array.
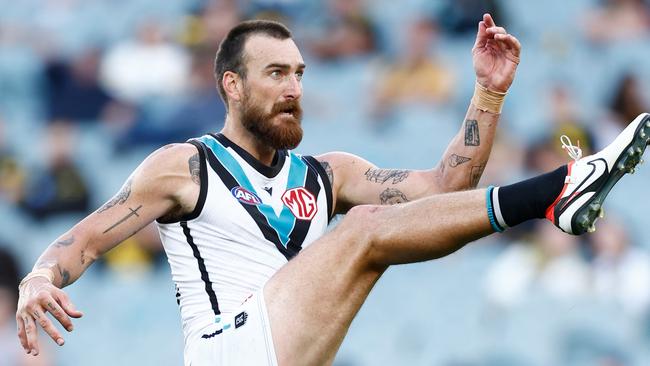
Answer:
[
  {"left": 231, "top": 186, "right": 262, "bottom": 205},
  {"left": 281, "top": 187, "right": 317, "bottom": 220}
]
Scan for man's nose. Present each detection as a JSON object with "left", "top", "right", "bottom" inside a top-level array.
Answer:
[{"left": 283, "top": 74, "right": 302, "bottom": 100}]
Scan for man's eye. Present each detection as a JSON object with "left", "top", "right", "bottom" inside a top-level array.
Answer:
[
  {"left": 296, "top": 72, "right": 303, "bottom": 81},
  {"left": 271, "top": 70, "right": 282, "bottom": 78}
]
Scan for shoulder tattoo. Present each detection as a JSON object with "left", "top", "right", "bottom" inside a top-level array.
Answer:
[
  {"left": 319, "top": 161, "right": 334, "bottom": 187},
  {"left": 189, "top": 153, "right": 201, "bottom": 186}
]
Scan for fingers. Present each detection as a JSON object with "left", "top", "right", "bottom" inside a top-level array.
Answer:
[
  {"left": 45, "top": 295, "right": 74, "bottom": 332},
  {"left": 16, "top": 314, "right": 29, "bottom": 353},
  {"left": 30, "top": 305, "right": 65, "bottom": 347},
  {"left": 483, "top": 13, "right": 496, "bottom": 28},
  {"left": 474, "top": 19, "right": 489, "bottom": 48},
  {"left": 23, "top": 314, "right": 39, "bottom": 356},
  {"left": 54, "top": 290, "right": 83, "bottom": 319}
]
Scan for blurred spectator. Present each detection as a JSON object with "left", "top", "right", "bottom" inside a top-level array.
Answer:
[
  {"left": 589, "top": 216, "right": 650, "bottom": 318},
  {"left": 109, "top": 47, "right": 224, "bottom": 151},
  {"left": 437, "top": 0, "right": 505, "bottom": 36},
  {"left": 484, "top": 222, "right": 590, "bottom": 309},
  {"left": 100, "top": 19, "right": 190, "bottom": 103},
  {"left": 0, "top": 247, "right": 53, "bottom": 366},
  {"left": 308, "top": 0, "right": 377, "bottom": 61},
  {"left": 160, "top": 46, "right": 226, "bottom": 139},
  {"left": 102, "top": 223, "right": 166, "bottom": 277},
  {"left": 525, "top": 85, "right": 595, "bottom": 173},
  {"left": 179, "top": 0, "right": 241, "bottom": 49},
  {"left": 20, "top": 122, "right": 90, "bottom": 220},
  {"left": 371, "top": 18, "right": 455, "bottom": 120},
  {"left": 582, "top": 0, "right": 650, "bottom": 43},
  {"left": 44, "top": 48, "right": 115, "bottom": 123},
  {"left": 594, "top": 72, "right": 650, "bottom": 149},
  {"left": 0, "top": 117, "right": 26, "bottom": 204}
]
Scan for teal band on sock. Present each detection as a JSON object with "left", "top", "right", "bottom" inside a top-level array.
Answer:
[{"left": 486, "top": 186, "right": 504, "bottom": 233}]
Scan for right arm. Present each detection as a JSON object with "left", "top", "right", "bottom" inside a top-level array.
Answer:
[{"left": 16, "top": 143, "right": 202, "bottom": 356}]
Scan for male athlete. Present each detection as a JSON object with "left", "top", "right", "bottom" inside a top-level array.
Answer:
[{"left": 16, "top": 15, "right": 650, "bottom": 366}]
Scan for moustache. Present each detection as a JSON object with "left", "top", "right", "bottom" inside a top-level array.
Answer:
[{"left": 271, "top": 100, "right": 303, "bottom": 119}]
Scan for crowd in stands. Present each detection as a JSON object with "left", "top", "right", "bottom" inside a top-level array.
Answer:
[{"left": 2, "top": 0, "right": 650, "bottom": 364}]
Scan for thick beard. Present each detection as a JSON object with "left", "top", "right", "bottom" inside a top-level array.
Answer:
[{"left": 240, "top": 95, "right": 303, "bottom": 150}]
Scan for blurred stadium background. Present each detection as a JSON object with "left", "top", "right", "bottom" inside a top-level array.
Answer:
[{"left": 2, "top": 0, "right": 650, "bottom": 365}]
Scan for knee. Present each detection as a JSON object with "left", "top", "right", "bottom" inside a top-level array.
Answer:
[{"left": 336, "top": 205, "right": 386, "bottom": 268}]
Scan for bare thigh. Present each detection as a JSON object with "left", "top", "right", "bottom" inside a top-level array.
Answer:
[{"left": 264, "top": 206, "right": 385, "bottom": 366}]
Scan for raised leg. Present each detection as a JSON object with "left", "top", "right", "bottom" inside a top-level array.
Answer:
[{"left": 264, "top": 189, "right": 492, "bottom": 365}]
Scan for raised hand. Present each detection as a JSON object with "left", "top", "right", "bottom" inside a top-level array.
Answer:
[{"left": 472, "top": 13, "right": 521, "bottom": 93}]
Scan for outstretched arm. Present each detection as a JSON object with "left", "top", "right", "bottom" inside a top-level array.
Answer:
[
  {"left": 318, "top": 14, "right": 521, "bottom": 212},
  {"left": 16, "top": 143, "right": 201, "bottom": 356}
]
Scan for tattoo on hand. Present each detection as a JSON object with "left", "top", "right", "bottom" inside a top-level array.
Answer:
[
  {"left": 57, "top": 264, "right": 70, "bottom": 287},
  {"left": 103, "top": 205, "right": 143, "bottom": 234},
  {"left": 54, "top": 235, "right": 75, "bottom": 248},
  {"left": 320, "top": 161, "right": 334, "bottom": 187},
  {"left": 464, "top": 120, "right": 480, "bottom": 146},
  {"left": 469, "top": 164, "right": 486, "bottom": 187},
  {"left": 80, "top": 250, "right": 86, "bottom": 265},
  {"left": 189, "top": 153, "right": 201, "bottom": 185},
  {"left": 98, "top": 178, "right": 133, "bottom": 213},
  {"left": 379, "top": 188, "right": 409, "bottom": 205},
  {"left": 365, "top": 168, "right": 410, "bottom": 184},
  {"left": 448, "top": 154, "right": 472, "bottom": 167}
]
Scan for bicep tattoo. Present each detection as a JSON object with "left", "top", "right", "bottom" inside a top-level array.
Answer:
[
  {"left": 98, "top": 178, "right": 133, "bottom": 213},
  {"left": 189, "top": 153, "right": 201, "bottom": 185},
  {"left": 319, "top": 161, "right": 334, "bottom": 187},
  {"left": 379, "top": 188, "right": 409, "bottom": 205},
  {"left": 464, "top": 120, "right": 480, "bottom": 146},
  {"left": 365, "top": 168, "right": 410, "bottom": 184}
]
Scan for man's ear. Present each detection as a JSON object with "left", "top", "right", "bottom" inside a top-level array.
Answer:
[{"left": 223, "top": 71, "right": 243, "bottom": 103}]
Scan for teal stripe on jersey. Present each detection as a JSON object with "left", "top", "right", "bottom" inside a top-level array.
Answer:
[{"left": 199, "top": 136, "right": 308, "bottom": 247}]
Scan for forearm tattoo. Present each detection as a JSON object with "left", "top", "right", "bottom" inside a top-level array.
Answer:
[
  {"left": 102, "top": 205, "right": 143, "bottom": 234},
  {"left": 365, "top": 168, "right": 410, "bottom": 184},
  {"left": 320, "top": 161, "right": 334, "bottom": 187},
  {"left": 469, "top": 164, "right": 486, "bottom": 187},
  {"left": 464, "top": 120, "right": 480, "bottom": 146},
  {"left": 57, "top": 264, "right": 70, "bottom": 287},
  {"left": 379, "top": 188, "right": 409, "bottom": 205},
  {"left": 189, "top": 153, "right": 201, "bottom": 185},
  {"left": 53, "top": 235, "right": 75, "bottom": 248},
  {"left": 448, "top": 154, "right": 472, "bottom": 167},
  {"left": 98, "top": 178, "right": 133, "bottom": 213}
]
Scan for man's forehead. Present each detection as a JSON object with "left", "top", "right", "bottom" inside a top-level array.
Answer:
[{"left": 243, "top": 34, "right": 304, "bottom": 68}]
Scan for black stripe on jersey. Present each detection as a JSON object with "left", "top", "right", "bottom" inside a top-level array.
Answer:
[
  {"left": 203, "top": 148, "right": 297, "bottom": 260},
  {"left": 156, "top": 140, "right": 209, "bottom": 224},
  {"left": 181, "top": 221, "right": 220, "bottom": 315},
  {"left": 303, "top": 155, "right": 334, "bottom": 221},
  {"left": 201, "top": 329, "right": 223, "bottom": 339},
  {"left": 210, "top": 133, "right": 287, "bottom": 178},
  {"left": 284, "top": 158, "right": 322, "bottom": 255}
]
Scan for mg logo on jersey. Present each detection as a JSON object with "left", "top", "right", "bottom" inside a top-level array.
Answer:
[
  {"left": 231, "top": 186, "right": 261, "bottom": 205},
  {"left": 282, "top": 187, "right": 317, "bottom": 220}
]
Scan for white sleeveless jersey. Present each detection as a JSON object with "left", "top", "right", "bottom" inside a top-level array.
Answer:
[{"left": 156, "top": 133, "right": 333, "bottom": 344}]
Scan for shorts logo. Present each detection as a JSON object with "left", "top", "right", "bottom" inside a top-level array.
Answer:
[
  {"left": 281, "top": 187, "right": 317, "bottom": 220},
  {"left": 235, "top": 311, "right": 248, "bottom": 329},
  {"left": 231, "top": 186, "right": 262, "bottom": 205}
]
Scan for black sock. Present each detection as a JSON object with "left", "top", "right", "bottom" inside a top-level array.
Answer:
[{"left": 489, "top": 165, "right": 568, "bottom": 229}]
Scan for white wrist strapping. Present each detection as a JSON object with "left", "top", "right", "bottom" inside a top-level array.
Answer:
[{"left": 19, "top": 268, "right": 55, "bottom": 289}]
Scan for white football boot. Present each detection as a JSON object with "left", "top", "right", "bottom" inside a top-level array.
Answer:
[{"left": 546, "top": 112, "right": 650, "bottom": 234}]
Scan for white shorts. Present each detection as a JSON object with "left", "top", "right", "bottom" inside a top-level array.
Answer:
[{"left": 184, "top": 291, "right": 278, "bottom": 366}]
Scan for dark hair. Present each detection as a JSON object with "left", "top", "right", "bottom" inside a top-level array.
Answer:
[{"left": 214, "top": 20, "right": 292, "bottom": 110}]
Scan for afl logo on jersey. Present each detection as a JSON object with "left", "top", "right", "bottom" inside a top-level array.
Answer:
[
  {"left": 231, "top": 186, "right": 262, "bottom": 205},
  {"left": 282, "top": 187, "right": 317, "bottom": 220}
]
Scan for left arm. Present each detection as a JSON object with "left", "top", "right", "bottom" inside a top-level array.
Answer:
[{"left": 317, "top": 14, "right": 521, "bottom": 213}]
